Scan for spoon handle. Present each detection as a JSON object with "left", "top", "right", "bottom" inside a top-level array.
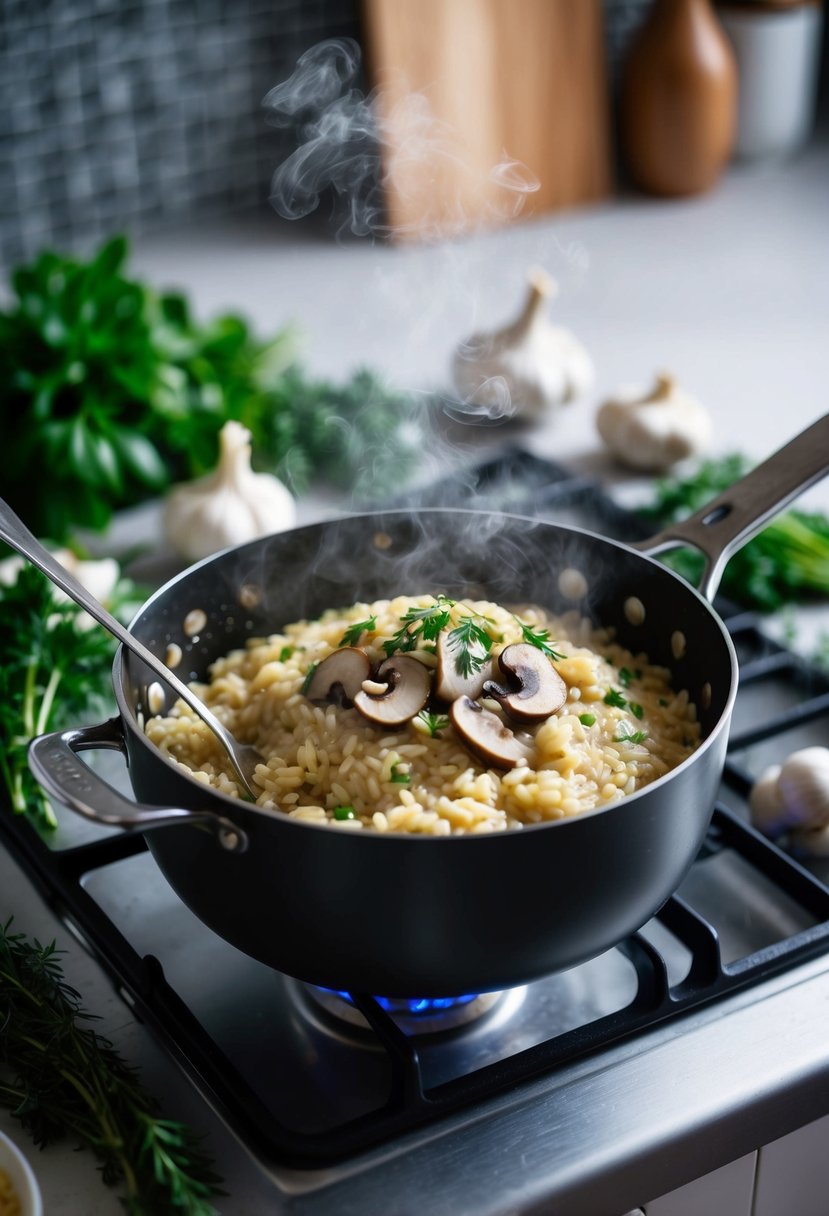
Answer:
[{"left": 0, "top": 498, "right": 238, "bottom": 767}]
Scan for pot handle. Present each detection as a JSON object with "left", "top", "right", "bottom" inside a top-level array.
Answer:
[
  {"left": 28, "top": 718, "right": 248, "bottom": 853},
  {"left": 631, "top": 413, "right": 829, "bottom": 602}
]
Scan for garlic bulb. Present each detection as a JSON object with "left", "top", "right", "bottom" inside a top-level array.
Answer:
[
  {"left": 596, "top": 373, "right": 712, "bottom": 472},
  {"left": 164, "top": 421, "right": 295, "bottom": 561},
  {"left": 452, "top": 270, "right": 593, "bottom": 422},
  {"left": 0, "top": 548, "right": 120, "bottom": 630},
  {"left": 749, "top": 747, "right": 829, "bottom": 853}
]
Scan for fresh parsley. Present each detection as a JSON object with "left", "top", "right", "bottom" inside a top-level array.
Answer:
[
  {"left": 338, "top": 616, "right": 377, "bottom": 648},
  {"left": 445, "top": 614, "right": 493, "bottom": 678},
  {"left": 0, "top": 564, "right": 134, "bottom": 832},
  {"left": 603, "top": 688, "right": 627, "bottom": 709},
  {"left": 0, "top": 921, "right": 224, "bottom": 1214},
  {"left": 618, "top": 666, "right": 634, "bottom": 688},
  {"left": 513, "top": 616, "right": 565, "bottom": 661},
  {"left": 383, "top": 597, "right": 455, "bottom": 657},
  {"left": 300, "top": 661, "right": 319, "bottom": 695},
  {"left": 390, "top": 763, "right": 410, "bottom": 785},
  {"left": 417, "top": 710, "right": 450, "bottom": 737},
  {"left": 615, "top": 728, "right": 648, "bottom": 745},
  {"left": 643, "top": 454, "right": 829, "bottom": 612},
  {"left": 630, "top": 702, "right": 645, "bottom": 719},
  {"left": 0, "top": 237, "right": 422, "bottom": 540}
]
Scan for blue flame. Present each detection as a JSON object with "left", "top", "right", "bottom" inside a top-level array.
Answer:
[{"left": 323, "top": 989, "right": 479, "bottom": 1016}]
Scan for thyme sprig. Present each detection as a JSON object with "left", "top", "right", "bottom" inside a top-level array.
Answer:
[{"left": 0, "top": 921, "right": 224, "bottom": 1214}]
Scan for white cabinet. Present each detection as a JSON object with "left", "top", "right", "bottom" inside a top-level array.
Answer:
[
  {"left": 753, "top": 1112, "right": 829, "bottom": 1216},
  {"left": 642, "top": 1153, "right": 756, "bottom": 1216}
]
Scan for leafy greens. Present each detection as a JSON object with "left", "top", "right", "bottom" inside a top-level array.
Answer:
[
  {"left": 642, "top": 455, "right": 829, "bottom": 612},
  {"left": 0, "top": 236, "right": 421, "bottom": 540}
]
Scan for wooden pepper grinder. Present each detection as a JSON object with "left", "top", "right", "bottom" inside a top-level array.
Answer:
[{"left": 621, "top": 0, "right": 738, "bottom": 196}]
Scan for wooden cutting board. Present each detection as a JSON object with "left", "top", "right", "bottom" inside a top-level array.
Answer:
[{"left": 361, "top": 0, "right": 611, "bottom": 239}]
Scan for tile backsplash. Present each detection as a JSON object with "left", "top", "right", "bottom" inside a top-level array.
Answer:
[{"left": 0, "top": 0, "right": 360, "bottom": 270}]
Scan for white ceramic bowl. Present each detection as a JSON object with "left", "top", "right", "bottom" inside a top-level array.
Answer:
[{"left": 0, "top": 1131, "right": 43, "bottom": 1216}]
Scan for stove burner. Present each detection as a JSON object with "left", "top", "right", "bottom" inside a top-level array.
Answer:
[{"left": 308, "top": 986, "right": 505, "bottom": 1035}]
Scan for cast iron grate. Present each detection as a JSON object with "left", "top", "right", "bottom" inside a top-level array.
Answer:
[{"left": 1, "top": 450, "right": 828, "bottom": 1168}]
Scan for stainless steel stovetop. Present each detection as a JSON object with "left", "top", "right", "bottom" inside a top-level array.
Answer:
[{"left": 3, "top": 451, "right": 829, "bottom": 1215}]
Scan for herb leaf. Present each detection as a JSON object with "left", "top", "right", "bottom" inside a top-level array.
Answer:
[
  {"left": 383, "top": 596, "right": 455, "bottom": 657},
  {"left": 615, "top": 728, "right": 648, "bottom": 745},
  {"left": 514, "top": 617, "right": 565, "bottom": 661},
  {"left": 416, "top": 710, "right": 450, "bottom": 737},
  {"left": 338, "top": 616, "right": 377, "bottom": 648},
  {"left": 603, "top": 688, "right": 627, "bottom": 709},
  {"left": 0, "top": 921, "right": 224, "bottom": 1213},
  {"left": 446, "top": 615, "right": 492, "bottom": 678}
]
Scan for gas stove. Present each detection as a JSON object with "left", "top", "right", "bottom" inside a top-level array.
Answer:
[{"left": 3, "top": 451, "right": 829, "bottom": 1214}]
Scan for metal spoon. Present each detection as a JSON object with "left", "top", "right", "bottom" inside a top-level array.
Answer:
[{"left": 0, "top": 497, "right": 262, "bottom": 799}]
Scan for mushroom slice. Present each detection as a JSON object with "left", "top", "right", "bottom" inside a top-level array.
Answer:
[
  {"left": 305, "top": 647, "right": 372, "bottom": 705},
  {"left": 483, "top": 643, "right": 567, "bottom": 723},
  {"left": 450, "top": 696, "right": 532, "bottom": 770},
  {"left": 435, "top": 629, "right": 495, "bottom": 702},
  {"left": 353, "top": 655, "right": 431, "bottom": 726}
]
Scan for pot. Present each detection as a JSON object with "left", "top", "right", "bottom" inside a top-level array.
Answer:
[{"left": 30, "top": 416, "right": 829, "bottom": 997}]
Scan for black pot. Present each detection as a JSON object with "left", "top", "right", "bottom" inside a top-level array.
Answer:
[{"left": 28, "top": 416, "right": 829, "bottom": 997}]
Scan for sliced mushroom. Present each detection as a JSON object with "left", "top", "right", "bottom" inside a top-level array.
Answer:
[
  {"left": 435, "top": 629, "right": 495, "bottom": 702},
  {"left": 483, "top": 643, "right": 566, "bottom": 723},
  {"left": 353, "top": 655, "right": 431, "bottom": 726},
  {"left": 450, "top": 696, "right": 532, "bottom": 770},
  {"left": 305, "top": 647, "right": 372, "bottom": 705}
]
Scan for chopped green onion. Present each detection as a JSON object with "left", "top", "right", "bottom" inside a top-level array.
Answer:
[
  {"left": 279, "top": 645, "right": 293, "bottom": 662},
  {"left": 333, "top": 805, "right": 356, "bottom": 820},
  {"left": 630, "top": 702, "right": 644, "bottom": 719},
  {"left": 615, "top": 729, "right": 648, "bottom": 746}
]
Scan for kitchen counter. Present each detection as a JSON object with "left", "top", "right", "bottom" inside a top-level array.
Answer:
[{"left": 2, "top": 139, "right": 828, "bottom": 1215}]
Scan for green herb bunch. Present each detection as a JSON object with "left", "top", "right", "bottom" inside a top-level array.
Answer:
[
  {"left": 0, "top": 563, "right": 133, "bottom": 831},
  {"left": 0, "top": 236, "right": 421, "bottom": 541},
  {"left": 643, "top": 455, "right": 829, "bottom": 612},
  {"left": 0, "top": 922, "right": 223, "bottom": 1215}
]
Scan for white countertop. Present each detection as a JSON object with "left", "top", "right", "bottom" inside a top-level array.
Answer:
[{"left": 2, "top": 139, "right": 828, "bottom": 1215}]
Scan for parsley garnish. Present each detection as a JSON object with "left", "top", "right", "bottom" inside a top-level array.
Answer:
[
  {"left": 603, "top": 688, "right": 627, "bottom": 709},
  {"left": 279, "top": 645, "right": 293, "bottom": 662},
  {"left": 383, "top": 596, "right": 455, "bottom": 657},
  {"left": 615, "top": 728, "right": 648, "bottom": 745},
  {"left": 417, "top": 710, "right": 450, "bottom": 737},
  {"left": 630, "top": 702, "right": 645, "bottom": 719},
  {"left": 390, "top": 763, "right": 410, "bottom": 785},
  {"left": 446, "top": 614, "right": 493, "bottom": 678},
  {"left": 618, "top": 666, "right": 634, "bottom": 688},
  {"left": 514, "top": 616, "right": 565, "bottom": 661},
  {"left": 338, "top": 616, "right": 377, "bottom": 647},
  {"left": 300, "top": 661, "right": 319, "bottom": 695}
]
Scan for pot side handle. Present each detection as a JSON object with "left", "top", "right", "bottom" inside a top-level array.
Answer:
[
  {"left": 28, "top": 719, "right": 248, "bottom": 853},
  {"left": 631, "top": 413, "right": 829, "bottom": 602}
]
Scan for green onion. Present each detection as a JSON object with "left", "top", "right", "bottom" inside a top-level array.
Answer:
[{"left": 333, "top": 805, "right": 355, "bottom": 820}]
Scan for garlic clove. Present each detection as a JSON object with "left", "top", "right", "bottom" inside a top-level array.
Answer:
[
  {"left": 452, "top": 269, "right": 593, "bottom": 422},
  {"left": 164, "top": 421, "right": 296, "bottom": 562},
  {"left": 596, "top": 372, "right": 712, "bottom": 472},
  {"left": 777, "top": 747, "right": 829, "bottom": 831},
  {"left": 748, "top": 763, "right": 786, "bottom": 836}
]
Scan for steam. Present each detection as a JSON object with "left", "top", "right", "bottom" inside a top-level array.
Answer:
[{"left": 262, "top": 37, "right": 539, "bottom": 242}]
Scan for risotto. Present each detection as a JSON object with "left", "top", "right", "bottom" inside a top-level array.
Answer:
[{"left": 145, "top": 595, "right": 700, "bottom": 835}]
